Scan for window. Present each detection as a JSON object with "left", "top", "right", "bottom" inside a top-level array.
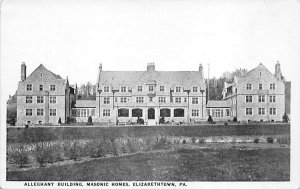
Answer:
[
  {"left": 270, "top": 108, "right": 276, "bottom": 115},
  {"left": 138, "top": 86, "right": 142, "bottom": 92},
  {"left": 192, "top": 97, "right": 198, "bottom": 104},
  {"left": 37, "top": 109, "right": 44, "bottom": 116},
  {"left": 258, "top": 108, "right": 265, "bottom": 115},
  {"left": 27, "top": 84, "right": 32, "bottom": 91},
  {"left": 104, "top": 86, "right": 109, "bottom": 92},
  {"left": 193, "top": 87, "right": 197, "bottom": 92},
  {"left": 246, "top": 108, "right": 252, "bottom": 115},
  {"left": 40, "top": 73, "right": 43, "bottom": 77},
  {"left": 136, "top": 97, "right": 144, "bottom": 103},
  {"left": 120, "top": 97, "right": 127, "bottom": 103},
  {"left": 26, "top": 96, "right": 32, "bottom": 103},
  {"left": 149, "top": 97, "right": 153, "bottom": 102},
  {"left": 121, "top": 86, "right": 126, "bottom": 92},
  {"left": 175, "top": 87, "right": 181, "bottom": 92},
  {"left": 160, "top": 86, "right": 164, "bottom": 92},
  {"left": 258, "top": 95, "right": 265, "bottom": 102},
  {"left": 259, "top": 84, "right": 262, "bottom": 90},
  {"left": 174, "top": 108, "right": 184, "bottom": 117},
  {"left": 39, "top": 85, "right": 43, "bottom": 91},
  {"left": 115, "top": 98, "right": 117, "bottom": 103},
  {"left": 269, "top": 95, "right": 276, "bottom": 102},
  {"left": 103, "top": 109, "right": 110, "bottom": 116},
  {"left": 207, "top": 109, "right": 210, "bottom": 116},
  {"left": 270, "top": 84, "right": 275, "bottom": 90},
  {"left": 132, "top": 109, "right": 143, "bottom": 117},
  {"left": 226, "top": 109, "right": 230, "bottom": 117},
  {"left": 26, "top": 109, "right": 32, "bottom": 116},
  {"left": 184, "top": 97, "right": 187, "bottom": 102},
  {"left": 104, "top": 97, "right": 110, "bottom": 104},
  {"left": 50, "top": 109, "right": 56, "bottom": 116},
  {"left": 50, "top": 96, "right": 56, "bottom": 103},
  {"left": 160, "top": 108, "right": 170, "bottom": 117},
  {"left": 246, "top": 84, "right": 252, "bottom": 90},
  {"left": 149, "top": 85, "right": 154, "bottom": 91},
  {"left": 212, "top": 109, "right": 223, "bottom": 117},
  {"left": 246, "top": 95, "right": 252, "bottom": 103},
  {"left": 91, "top": 109, "right": 95, "bottom": 116},
  {"left": 192, "top": 109, "right": 199, "bottom": 116},
  {"left": 158, "top": 97, "right": 166, "bottom": 103},
  {"left": 27, "top": 121, "right": 31, "bottom": 125},
  {"left": 37, "top": 96, "right": 44, "bottom": 103},
  {"left": 80, "top": 109, "right": 87, "bottom": 117},
  {"left": 175, "top": 97, "right": 181, "bottom": 103},
  {"left": 118, "top": 109, "right": 129, "bottom": 117},
  {"left": 50, "top": 85, "right": 56, "bottom": 91}
]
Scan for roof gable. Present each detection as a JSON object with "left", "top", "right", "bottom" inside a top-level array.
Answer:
[{"left": 25, "top": 64, "right": 63, "bottom": 82}]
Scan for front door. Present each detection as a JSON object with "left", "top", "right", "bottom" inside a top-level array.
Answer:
[{"left": 148, "top": 108, "right": 155, "bottom": 119}]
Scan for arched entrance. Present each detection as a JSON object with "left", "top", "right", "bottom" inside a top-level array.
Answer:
[{"left": 148, "top": 108, "right": 155, "bottom": 119}]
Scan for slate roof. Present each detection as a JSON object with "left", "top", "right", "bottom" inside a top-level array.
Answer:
[
  {"left": 207, "top": 100, "right": 230, "bottom": 108},
  {"left": 75, "top": 100, "right": 96, "bottom": 108},
  {"left": 26, "top": 64, "right": 63, "bottom": 80},
  {"left": 97, "top": 70, "right": 205, "bottom": 89}
]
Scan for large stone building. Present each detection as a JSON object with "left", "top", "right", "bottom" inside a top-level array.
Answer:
[
  {"left": 221, "top": 62, "right": 285, "bottom": 122},
  {"left": 16, "top": 63, "right": 75, "bottom": 125},
  {"left": 95, "top": 63, "right": 206, "bottom": 125}
]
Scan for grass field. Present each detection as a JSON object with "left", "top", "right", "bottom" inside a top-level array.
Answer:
[
  {"left": 7, "top": 146, "right": 290, "bottom": 181},
  {"left": 7, "top": 123, "right": 290, "bottom": 143}
]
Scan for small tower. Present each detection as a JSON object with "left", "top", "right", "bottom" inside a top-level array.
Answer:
[
  {"left": 147, "top": 63, "right": 155, "bottom": 72},
  {"left": 21, "top": 62, "right": 26, "bottom": 81},
  {"left": 275, "top": 61, "right": 282, "bottom": 81}
]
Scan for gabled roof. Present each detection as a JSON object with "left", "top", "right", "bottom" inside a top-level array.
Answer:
[
  {"left": 26, "top": 64, "right": 63, "bottom": 80},
  {"left": 239, "top": 63, "right": 273, "bottom": 79},
  {"left": 207, "top": 100, "right": 230, "bottom": 108},
  {"left": 98, "top": 70, "right": 205, "bottom": 89},
  {"left": 75, "top": 100, "right": 96, "bottom": 108}
]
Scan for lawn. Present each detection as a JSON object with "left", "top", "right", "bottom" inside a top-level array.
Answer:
[{"left": 7, "top": 147, "right": 290, "bottom": 181}]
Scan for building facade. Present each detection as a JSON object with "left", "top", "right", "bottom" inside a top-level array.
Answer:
[
  {"left": 222, "top": 62, "right": 285, "bottom": 122},
  {"left": 16, "top": 63, "right": 75, "bottom": 125},
  {"left": 206, "top": 100, "right": 231, "bottom": 121},
  {"left": 72, "top": 100, "right": 96, "bottom": 122},
  {"left": 95, "top": 63, "right": 206, "bottom": 125}
]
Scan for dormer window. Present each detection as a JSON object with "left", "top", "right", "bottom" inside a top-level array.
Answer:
[
  {"left": 193, "top": 87, "right": 197, "bottom": 92},
  {"left": 259, "top": 84, "right": 262, "bottom": 90},
  {"left": 138, "top": 86, "right": 143, "bottom": 92},
  {"left": 270, "top": 84, "right": 275, "bottom": 90},
  {"left": 175, "top": 87, "right": 181, "bottom": 92},
  {"left": 160, "top": 86, "right": 164, "bottom": 92},
  {"left": 104, "top": 86, "right": 109, "bottom": 92},
  {"left": 39, "top": 85, "right": 43, "bottom": 91},
  {"left": 40, "top": 73, "right": 43, "bottom": 77},
  {"left": 121, "top": 86, "right": 126, "bottom": 92},
  {"left": 246, "top": 84, "right": 252, "bottom": 90},
  {"left": 27, "top": 84, "right": 32, "bottom": 91},
  {"left": 50, "top": 85, "right": 56, "bottom": 91}
]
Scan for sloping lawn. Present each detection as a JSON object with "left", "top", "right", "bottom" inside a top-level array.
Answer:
[{"left": 7, "top": 147, "right": 289, "bottom": 181}]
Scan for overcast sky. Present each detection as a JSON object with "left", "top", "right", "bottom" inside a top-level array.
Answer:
[{"left": 1, "top": 0, "right": 300, "bottom": 98}]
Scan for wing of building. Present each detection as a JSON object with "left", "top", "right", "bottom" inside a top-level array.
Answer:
[
  {"left": 95, "top": 63, "right": 206, "bottom": 125},
  {"left": 16, "top": 63, "right": 75, "bottom": 125},
  {"left": 220, "top": 62, "right": 285, "bottom": 122}
]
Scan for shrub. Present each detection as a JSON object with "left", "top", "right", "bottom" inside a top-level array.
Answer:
[
  {"left": 9, "top": 117, "right": 16, "bottom": 126},
  {"left": 198, "top": 138, "right": 205, "bottom": 144},
  {"left": 34, "top": 142, "right": 63, "bottom": 167},
  {"left": 159, "top": 117, "right": 165, "bottom": 124},
  {"left": 87, "top": 140, "right": 106, "bottom": 158},
  {"left": 63, "top": 140, "right": 87, "bottom": 161},
  {"left": 153, "top": 136, "right": 168, "bottom": 149},
  {"left": 86, "top": 116, "right": 93, "bottom": 125},
  {"left": 207, "top": 115, "right": 213, "bottom": 123},
  {"left": 267, "top": 137, "right": 274, "bottom": 144},
  {"left": 10, "top": 145, "right": 30, "bottom": 168},
  {"left": 233, "top": 117, "right": 237, "bottom": 122},
  {"left": 254, "top": 138, "right": 260, "bottom": 143}
]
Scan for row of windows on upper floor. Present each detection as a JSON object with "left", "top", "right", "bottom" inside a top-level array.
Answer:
[
  {"left": 101, "top": 85, "right": 205, "bottom": 93},
  {"left": 245, "top": 107, "right": 277, "bottom": 115},
  {"left": 102, "top": 96, "right": 204, "bottom": 104},
  {"left": 246, "top": 83, "right": 276, "bottom": 90},
  {"left": 26, "top": 84, "right": 56, "bottom": 91},
  {"left": 25, "top": 96, "right": 57, "bottom": 103},
  {"left": 245, "top": 95, "right": 277, "bottom": 103}
]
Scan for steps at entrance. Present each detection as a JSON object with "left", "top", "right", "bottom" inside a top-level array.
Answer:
[{"left": 147, "top": 120, "right": 156, "bottom": 125}]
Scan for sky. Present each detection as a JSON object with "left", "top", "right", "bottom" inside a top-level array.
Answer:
[{"left": 1, "top": 0, "right": 300, "bottom": 99}]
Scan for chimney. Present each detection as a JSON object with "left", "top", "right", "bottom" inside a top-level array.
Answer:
[
  {"left": 99, "top": 63, "right": 102, "bottom": 72},
  {"left": 199, "top": 63, "right": 204, "bottom": 83},
  {"left": 147, "top": 62, "right": 155, "bottom": 72},
  {"left": 21, "top": 62, "right": 26, "bottom": 81},
  {"left": 275, "top": 61, "right": 282, "bottom": 81}
]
